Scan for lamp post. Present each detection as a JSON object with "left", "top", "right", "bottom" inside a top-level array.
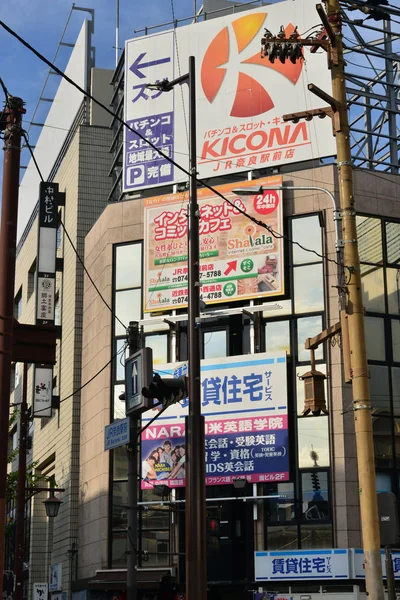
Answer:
[{"left": 147, "top": 56, "right": 207, "bottom": 600}]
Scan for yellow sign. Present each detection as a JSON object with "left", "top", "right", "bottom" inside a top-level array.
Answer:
[{"left": 144, "top": 176, "right": 284, "bottom": 312}]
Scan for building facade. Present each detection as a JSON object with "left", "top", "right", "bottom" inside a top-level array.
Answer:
[{"left": 76, "top": 163, "right": 400, "bottom": 599}]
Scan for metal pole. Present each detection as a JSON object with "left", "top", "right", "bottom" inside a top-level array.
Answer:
[
  {"left": 0, "top": 95, "right": 24, "bottom": 589},
  {"left": 185, "top": 55, "right": 207, "bottom": 600},
  {"left": 326, "top": 2, "right": 384, "bottom": 599},
  {"left": 385, "top": 547, "right": 396, "bottom": 600},
  {"left": 14, "top": 363, "right": 29, "bottom": 600},
  {"left": 116, "top": 0, "right": 120, "bottom": 68},
  {"left": 126, "top": 323, "right": 140, "bottom": 600}
]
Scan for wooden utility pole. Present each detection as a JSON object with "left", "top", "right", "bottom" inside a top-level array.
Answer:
[
  {"left": 0, "top": 95, "right": 25, "bottom": 590},
  {"left": 325, "top": 1, "right": 384, "bottom": 598}
]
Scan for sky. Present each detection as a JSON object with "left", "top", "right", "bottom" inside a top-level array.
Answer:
[{"left": 0, "top": 0, "right": 208, "bottom": 212}]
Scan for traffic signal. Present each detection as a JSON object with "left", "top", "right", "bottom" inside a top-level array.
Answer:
[
  {"left": 207, "top": 517, "right": 220, "bottom": 551},
  {"left": 142, "top": 374, "right": 188, "bottom": 408}
]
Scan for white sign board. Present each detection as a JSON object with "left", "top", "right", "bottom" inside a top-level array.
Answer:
[
  {"left": 33, "top": 583, "right": 48, "bottom": 600},
  {"left": 352, "top": 548, "right": 400, "bottom": 579},
  {"left": 123, "top": 0, "right": 335, "bottom": 192},
  {"left": 104, "top": 417, "right": 130, "bottom": 451},
  {"left": 33, "top": 366, "right": 53, "bottom": 418},
  {"left": 49, "top": 564, "right": 62, "bottom": 592},
  {"left": 254, "top": 549, "right": 351, "bottom": 580}
]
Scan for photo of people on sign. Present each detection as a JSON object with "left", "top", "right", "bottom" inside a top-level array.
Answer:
[
  {"left": 144, "top": 175, "right": 284, "bottom": 312},
  {"left": 141, "top": 352, "right": 288, "bottom": 489}
]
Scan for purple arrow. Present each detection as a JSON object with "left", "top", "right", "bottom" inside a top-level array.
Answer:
[{"left": 130, "top": 52, "right": 171, "bottom": 79}]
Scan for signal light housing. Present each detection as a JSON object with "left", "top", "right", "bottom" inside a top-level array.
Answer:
[{"left": 142, "top": 374, "right": 188, "bottom": 408}]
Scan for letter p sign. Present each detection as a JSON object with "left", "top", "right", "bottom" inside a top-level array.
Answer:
[{"left": 127, "top": 165, "right": 145, "bottom": 186}]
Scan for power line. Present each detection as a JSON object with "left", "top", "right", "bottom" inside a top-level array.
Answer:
[
  {"left": 22, "top": 129, "right": 128, "bottom": 333},
  {"left": 0, "top": 20, "right": 345, "bottom": 273}
]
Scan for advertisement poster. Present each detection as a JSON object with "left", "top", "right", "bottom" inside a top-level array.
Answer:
[
  {"left": 123, "top": 0, "right": 336, "bottom": 192},
  {"left": 144, "top": 176, "right": 283, "bottom": 312},
  {"left": 141, "top": 352, "right": 288, "bottom": 489},
  {"left": 255, "top": 549, "right": 351, "bottom": 581}
]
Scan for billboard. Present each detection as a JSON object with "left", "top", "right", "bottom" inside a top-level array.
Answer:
[
  {"left": 141, "top": 352, "right": 288, "bottom": 489},
  {"left": 123, "top": 0, "right": 336, "bottom": 192},
  {"left": 144, "top": 176, "right": 283, "bottom": 312}
]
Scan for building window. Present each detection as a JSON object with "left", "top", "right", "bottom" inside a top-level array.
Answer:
[
  {"left": 54, "top": 294, "right": 60, "bottom": 326},
  {"left": 202, "top": 329, "right": 227, "bottom": 359},
  {"left": 28, "top": 260, "right": 36, "bottom": 299},
  {"left": 14, "top": 288, "right": 22, "bottom": 319}
]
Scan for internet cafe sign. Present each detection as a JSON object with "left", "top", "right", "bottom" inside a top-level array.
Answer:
[{"left": 144, "top": 175, "right": 284, "bottom": 312}]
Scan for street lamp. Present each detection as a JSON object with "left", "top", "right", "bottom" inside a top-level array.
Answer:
[{"left": 43, "top": 490, "right": 63, "bottom": 518}]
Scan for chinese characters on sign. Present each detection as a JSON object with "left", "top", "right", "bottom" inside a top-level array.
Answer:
[
  {"left": 104, "top": 418, "right": 130, "bottom": 451},
  {"left": 144, "top": 176, "right": 284, "bottom": 312},
  {"left": 141, "top": 352, "right": 288, "bottom": 489},
  {"left": 33, "top": 367, "right": 53, "bottom": 418},
  {"left": 124, "top": 0, "right": 336, "bottom": 192},
  {"left": 255, "top": 550, "right": 351, "bottom": 581},
  {"left": 36, "top": 182, "right": 59, "bottom": 326}
]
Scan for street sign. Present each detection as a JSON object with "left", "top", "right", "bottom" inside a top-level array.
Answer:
[
  {"left": 33, "top": 583, "right": 48, "bottom": 600},
  {"left": 104, "top": 417, "right": 130, "bottom": 451},
  {"left": 125, "top": 348, "right": 153, "bottom": 417}
]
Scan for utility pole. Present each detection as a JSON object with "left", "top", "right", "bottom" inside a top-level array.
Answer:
[
  {"left": 260, "top": 4, "right": 384, "bottom": 599},
  {"left": 147, "top": 56, "right": 207, "bottom": 600},
  {"left": 126, "top": 321, "right": 140, "bottom": 600},
  {"left": 325, "top": 1, "right": 384, "bottom": 597},
  {"left": 14, "top": 363, "right": 29, "bottom": 600},
  {"left": 0, "top": 94, "right": 25, "bottom": 589},
  {"left": 185, "top": 55, "right": 207, "bottom": 600}
]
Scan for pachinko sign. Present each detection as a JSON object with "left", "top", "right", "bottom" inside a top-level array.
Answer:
[
  {"left": 144, "top": 176, "right": 283, "bottom": 312},
  {"left": 123, "top": 0, "right": 335, "bottom": 192},
  {"left": 141, "top": 352, "right": 288, "bottom": 489}
]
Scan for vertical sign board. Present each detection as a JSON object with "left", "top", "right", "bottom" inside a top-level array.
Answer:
[
  {"left": 140, "top": 352, "right": 288, "bottom": 488},
  {"left": 49, "top": 564, "right": 62, "bottom": 592},
  {"left": 123, "top": 0, "right": 336, "bottom": 193},
  {"left": 144, "top": 175, "right": 283, "bottom": 312},
  {"left": 33, "top": 584, "right": 48, "bottom": 600},
  {"left": 34, "top": 182, "right": 59, "bottom": 418}
]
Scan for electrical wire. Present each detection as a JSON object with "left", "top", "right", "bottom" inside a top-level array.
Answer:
[
  {"left": 22, "top": 130, "right": 128, "bottom": 333},
  {"left": 0, "top": 19, "right": 346, "bottom": 273}
]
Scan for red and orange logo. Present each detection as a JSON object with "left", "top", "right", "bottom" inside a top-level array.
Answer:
[{"left": 201, "top": 13, "right": 303, "bottom": 118}]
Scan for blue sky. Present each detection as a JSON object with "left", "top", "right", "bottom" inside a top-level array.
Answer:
[{"left": 0, "top": 0, "right": 201, "bottom": 210}]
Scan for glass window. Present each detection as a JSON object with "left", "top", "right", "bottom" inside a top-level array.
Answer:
[
  {"left": 114, "top": 384, "right": 126, "bottom": 420},
  {"left": 300, "top": 524, "right": 332, "bottom": 549},
  {"left": 302, "top": 472, "right": 329, "bottom": 521},
  {"left": 14, "top": 288, "right": 22, "bottom": 319},
  {"left": 264, "top": 482, "right": 295, "bottom": 522},
  {"left": 141, "top": 530, "right": 170, "bottom": 566},
  {"left": 115, "top": 289, "right": 141, "bottom": 336},
  {"left": 386, "top": 268, "right": 400, "bottom": 315},
  {"left": 297, "top": 416, "right": 329, "bottom": 468},
  {"left": 56, "top": 224, "right": 62, "bottom": 249},
  {"left": 112, "top": 532, "right": 127, "bottom": 567},
  {"left": 392, "top": 321, "right": 400, "bottom": 363},
  {"left": 263, "top": 299, "right": 292, "bottom": 319},
  {"left": 365, "top": 317, "right": 385, "bottom": 361},
  {"left": 115, "top": 243, "right": 142, "bottom": 290},
  {"left": 293, "top": 264, "right": 324, "bottom": 314},
  {"left": 145, "top": 334, "right": 168, "bottom": 365},
  {"left": 202, "top": 330, "right": 227, "bottom": 359},
  {"left": 267, "top": 525, "right": 298, "bottom": 550},
  {"left": 28, "top": 260, "right": 36, "bottom": 298},
  {"left": 357, "top": 216, "right": 382, "bottom": 264},
  {"left": 376, "top": 472, "right": 392, "bottom": 493},
  {"left": 392, "top": 367, "right": 400, "bottom": 415},
  {"left": 265, "top": 320, "right": 290, "bottom": 355},
  {"left": 296, "top": 364, "right": 327, "bottom": 415},
  {"left": 297, "top": 316, "right": 323, "bottom": 362},
  {"left": 361, "top": 265, "right": 385, "bottom": 313},
  {"left": 369, "top": 365, "right": 390, "bottom": 412},
  {"left": 113, "top": 445, "right": 128, "bottom": 480},
  {"left": 142, "top": 505, "right": 170, "bottom": 530},
  {"left": 373, "top": 416, "right": 393, "bottom": 467},
  {"left": 394, "top": 419, "right": 400, "bottom": 460},
  {"left": 116, "top": 339, "right": 129, "bottom": 382},
  {"left": 54, "top": 296, "right": 60, "bottom": 326},
  {"left": 292, "top": 216, "right": 322, "bottom": 265},
  {"left": 112, "top": 481, "right": 128, "bottom": 529},
  {"left": 386, "top": 222, "right": 400, "bottom": 264}
]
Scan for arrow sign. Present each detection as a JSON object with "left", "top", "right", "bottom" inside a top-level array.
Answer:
[
  {"left": 224, "top": 260, "right": 237, "bottom": 276},
  {"left": 130, "top": 52, "right": 171, "bottom": 79},
  {"left": 132, "top": 361, "right": 138, "bottom": 395}
]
